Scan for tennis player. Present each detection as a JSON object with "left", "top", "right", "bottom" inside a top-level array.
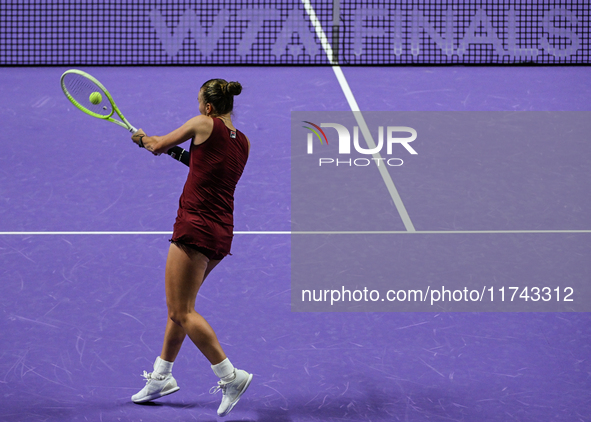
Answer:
[{"left": 129, "top": 79, "right": 252, "bottom": 417}]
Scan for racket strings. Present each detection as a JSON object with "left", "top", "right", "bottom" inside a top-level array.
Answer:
[{"left": 62, "top": 73, "right": 113, "bottom": 117}]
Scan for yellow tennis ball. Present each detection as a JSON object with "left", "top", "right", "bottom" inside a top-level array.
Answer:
[{"left": 89, "top": 92, "right": 102, "bottom": 105}]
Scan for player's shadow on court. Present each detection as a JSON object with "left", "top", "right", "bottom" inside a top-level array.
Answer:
[
  {"left": 253, "top": 375, "right": 393, "bottom": 421},
  {"left": 132, "top": 400, "right": 212, "bottom": 411},
  {"left": 252, "top": 389, "right": 390, "bottom": 422},
  {"left": 133, "top": 400, "right": 251, "bottom": 421}
]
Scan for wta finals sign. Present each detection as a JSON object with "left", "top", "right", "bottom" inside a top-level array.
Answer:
[
  {"left": 149, "top": 5, "right": 584, "bottom": 63},
  {"left": 1, "top": 1, "right": 588, "bottom": 65}
]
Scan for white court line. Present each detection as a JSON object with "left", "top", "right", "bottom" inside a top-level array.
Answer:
[
  {"left": 292, "top": 230, "right": 591, "bottom": 234},
  {"left": 0, "top": 231, "right": 290, "bottom": 235},
  {"left": 301, "top": 0, "right": 416, "bottom": 233},
  {"left": 1, "top": 230, "right": 590, "bottom": 236}
]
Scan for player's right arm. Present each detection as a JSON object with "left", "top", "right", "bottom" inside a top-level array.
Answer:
[{"left": 132, "top": 115, "right": 214, "bottom": 155}]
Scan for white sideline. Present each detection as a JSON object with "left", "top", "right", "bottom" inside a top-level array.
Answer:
[{"left": 1, "top": 230, "right": 590, "bottom": 235}]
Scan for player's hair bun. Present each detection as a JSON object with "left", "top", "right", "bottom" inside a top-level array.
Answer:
[
  {"left": 227, "top": 81, "right": 242, "bottom": 96},
  {"left": 201, "top": 78, "right": 242, "bottom": 115}
]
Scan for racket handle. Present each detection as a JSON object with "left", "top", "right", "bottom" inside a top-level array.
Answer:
[
  {"left": 129, "top": 125, "right": 138, "bottom": 134},
  {"left": 167, "top": 146, "right": 190, "bottom": 167}
]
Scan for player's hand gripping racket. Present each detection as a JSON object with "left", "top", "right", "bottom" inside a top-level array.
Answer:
[{"left": 60, "top": 69, "right": 190, "bottom": 166}]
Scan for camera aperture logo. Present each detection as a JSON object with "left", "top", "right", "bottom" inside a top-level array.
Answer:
[{"left": 302, "top": 121, "right": 417, "bottom": 167}]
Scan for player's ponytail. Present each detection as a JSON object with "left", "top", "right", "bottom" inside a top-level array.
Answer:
[{"left": 201, "top": 79, "right": 242, "bottom": 115}]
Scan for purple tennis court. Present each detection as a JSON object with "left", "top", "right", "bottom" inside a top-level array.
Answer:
[
  {"left": 2, "top": 2, "right": 591, "bottom": 422},
  {"left": 2, "top": 64, "right": 590, "bottom": 422}
]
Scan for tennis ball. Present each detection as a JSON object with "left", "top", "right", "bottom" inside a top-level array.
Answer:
[{"left": 89, "top": 92, "right": 102, "bottom": 105}]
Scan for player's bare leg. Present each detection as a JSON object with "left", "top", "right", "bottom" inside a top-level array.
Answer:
[
  {"left": 164, "top": 244, "right": 226, "bottom": 364},
  {"left": 160, "top": 256, "right": 222, "bottom": 363},
  {"left": 160, "top": 318, "right": 185, "bottom": 363}
]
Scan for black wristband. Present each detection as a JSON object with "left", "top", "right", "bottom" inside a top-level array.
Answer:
[
  {"left": 167, "top": 146, "right": 190, "bottom": 167},
  {"left": 137, "top": 135, "right": 145, "bottom": 148}
]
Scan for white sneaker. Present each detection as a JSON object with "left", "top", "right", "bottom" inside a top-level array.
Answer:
[
  {"left": 210, "top": 369, "right": 253, "bottom": 417},
  {"left": 132, "top": 366, "right": 180, "bottom": 403}
]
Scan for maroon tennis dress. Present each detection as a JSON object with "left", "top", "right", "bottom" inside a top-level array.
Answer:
[{"left": 171, "top": 117, "right": 249, "bottom": 260}]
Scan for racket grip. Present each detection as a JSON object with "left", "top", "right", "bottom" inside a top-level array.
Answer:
[
  {"left": 167, "top": 146, "right": 190, "bottom": 167},
  {"left": 129, "top": 126, "right": 138, "bottom": 134}
]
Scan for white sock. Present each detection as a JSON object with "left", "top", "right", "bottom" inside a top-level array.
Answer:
[
  {"left": 154, "top": 356, "right": 174, "bottom": 376},
  {"left": 212, "top": 358, "right": 235, "bottom": 382}
]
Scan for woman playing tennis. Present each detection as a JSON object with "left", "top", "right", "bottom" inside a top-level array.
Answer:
[{"left": 130, "top": 79, "right": 252, "bottom": 417}]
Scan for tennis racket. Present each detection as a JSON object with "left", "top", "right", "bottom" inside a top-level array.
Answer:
[
  {"left": 60, "top": 69, "right": 138, "bottom": 133},
  {"left": 60, "top": 69, "right": 190, "bottom": 166}
]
